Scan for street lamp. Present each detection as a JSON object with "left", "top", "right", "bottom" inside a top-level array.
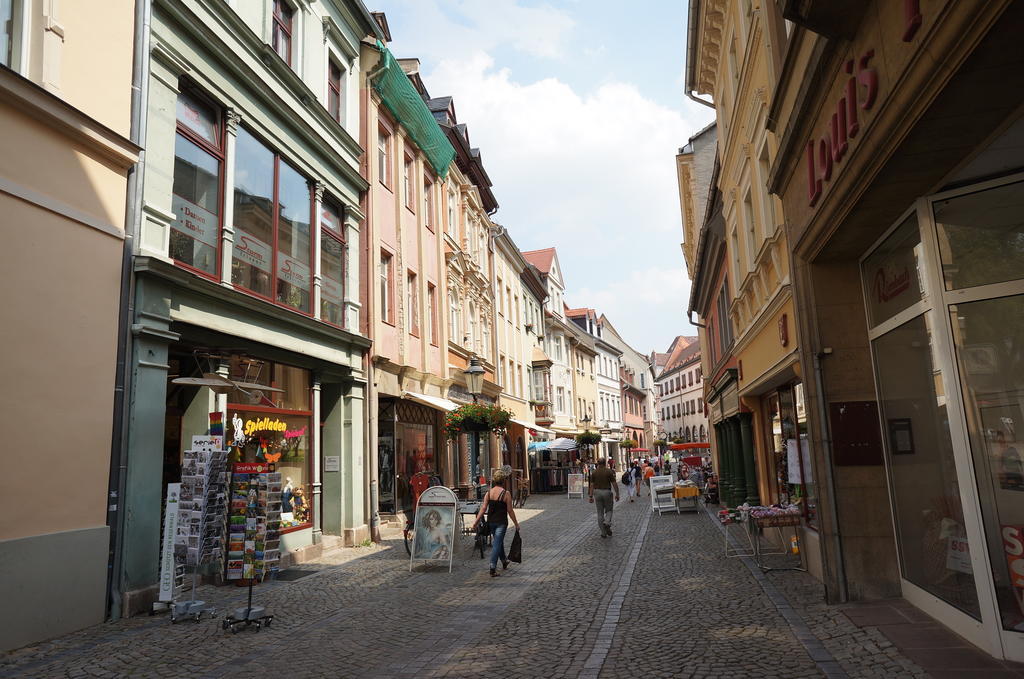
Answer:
[
  {"left": 463, "top": 354, "right": 486, "bottom": 499},
  {"left": 464, "top": 355, "right": 485, "bottom": 402}
]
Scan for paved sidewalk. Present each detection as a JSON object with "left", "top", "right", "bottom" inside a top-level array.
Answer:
[{"left": 0, "top": 492, "right": 986, "bottom": 678}]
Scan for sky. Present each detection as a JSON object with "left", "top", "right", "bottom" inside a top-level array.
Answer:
[{"left": 372, "top": 0, "right": 715, "bottom": 355}]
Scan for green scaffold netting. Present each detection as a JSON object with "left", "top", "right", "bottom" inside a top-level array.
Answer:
[{"left": 371, "top": 45, "right": 455, "bottom": 179}]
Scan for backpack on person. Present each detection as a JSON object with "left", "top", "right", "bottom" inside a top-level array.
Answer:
[{"left": 621, "top": 471, "right": 631, "bottom": 485}]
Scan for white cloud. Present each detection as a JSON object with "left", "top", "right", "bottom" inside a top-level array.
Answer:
[
  {"left": 374, "top": 0, "right": 714, "bottom": 351},
  {"left": 574, "top": 266, "right": 693, "bottom": 354},
  {"left": 379, "top": 1, "right": 575, "bottom": 61}
]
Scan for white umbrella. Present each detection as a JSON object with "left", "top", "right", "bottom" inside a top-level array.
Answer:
[{"left": 547, "top": 437, "right": 578, "bottom": 451}]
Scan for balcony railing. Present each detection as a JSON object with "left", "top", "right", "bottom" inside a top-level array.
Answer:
[{"left": 533, "top": 403, "right": 553, "bottom": 424}]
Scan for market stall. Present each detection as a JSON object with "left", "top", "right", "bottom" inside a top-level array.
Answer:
[{"left": 531, "top": 438, "right": 577, "bottom": 493}]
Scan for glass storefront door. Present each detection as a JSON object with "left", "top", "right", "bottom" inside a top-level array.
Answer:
[
  {"left": 862, "top": 171, "right": 1024, "bottom": 660},
  {"left": 935, "top": 177, "right": 1024, "bottom": 637}
]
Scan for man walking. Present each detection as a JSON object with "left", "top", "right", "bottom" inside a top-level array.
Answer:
[{"left": 588, "top": 458, "right": 619, "bottom": 537}]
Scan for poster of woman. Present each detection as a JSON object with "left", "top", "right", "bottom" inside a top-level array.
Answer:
[{"left": 412, "top": 506, "right": 455, "bottom": 560}]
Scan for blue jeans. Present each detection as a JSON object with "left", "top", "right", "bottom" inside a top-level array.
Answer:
[{"left": 488, "top": 522, "right": 508, "bottom": 570}]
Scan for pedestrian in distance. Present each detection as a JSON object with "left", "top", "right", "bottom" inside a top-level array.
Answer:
[
  {"left": 471, "top": 469, "right": 521, "bottom": 577},
  {"left": 631, "top": 461, "right": 644, "bottom": 498},
  {"left": 588, "top": 458, "right": 619, "bottom": 538},
  {"left": 643, "top": 462, "right": 656, "bottom": 493},
  {"left": 621, "top": 464, "right": 636, "bottom": 502}
]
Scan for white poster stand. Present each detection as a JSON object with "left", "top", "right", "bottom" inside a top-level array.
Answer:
[
  {"left": 158, "top": 483, "right": 182, "bottom": 602},
  {"left": 409, "top": 486, "right": 458, "bottom": 573},
  {"left": 567, "top": 473, "right": 584, "bottom": 499},
  {"left": 649, "top": 475, "right": 678, "bottom": 515}
]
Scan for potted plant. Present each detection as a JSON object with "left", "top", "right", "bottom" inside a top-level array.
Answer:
[
  {"left": 444, "top": 403, "right": 513, "bottom": 439},
  {"left": 620, "top": 438, "right": 638, "bottom": 451},
  {"left": 653, "top": 438, "right": 667, "bottom": 448}
]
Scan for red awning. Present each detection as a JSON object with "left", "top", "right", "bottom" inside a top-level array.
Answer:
[
  {"left": 668, "top": 442, "right": 711, "bottom": 450},
  {"left": 632, "top": 448, "right": 650, "bottom": 453}
]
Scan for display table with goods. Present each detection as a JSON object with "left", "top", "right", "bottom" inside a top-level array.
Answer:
[
  {"left": 717, "top": 503, "right": 805, "bottom": 571},
  {"left": 672, "top": 481, "right": 701, "bottom": 512}
]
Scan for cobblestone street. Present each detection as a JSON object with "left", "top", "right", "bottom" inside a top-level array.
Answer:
[{"left": 1, "top": 494, "right": 942, "bottom": 678}]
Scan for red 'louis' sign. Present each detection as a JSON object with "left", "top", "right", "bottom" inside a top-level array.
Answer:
[{"left": 806, "top": 0, "right": 924, "bottom": 207}]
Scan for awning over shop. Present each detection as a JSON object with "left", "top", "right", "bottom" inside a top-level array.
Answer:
[
  {"left": 401, "top": 391, "right": 459, "bottom": 412},
  {"left": 509, "top": 418, "right": 555, "bottom": 435},
  {"left": 528, "top": 441, "right": 551, "bottom": 452},
  {"left": 633, "top": 448, "right": 651, "bottom": 453},
  {"left": 547, "top": 437, "right": 578, "bottom": 451},
  {"left": 601, "top": 437, "right": 618, "bottom": 443},
  {"left": 370, "top": 44, "right": 455, "bottom": 178},
  {"left": 668, "top": 442, "right": 711, "bottom": 451}
]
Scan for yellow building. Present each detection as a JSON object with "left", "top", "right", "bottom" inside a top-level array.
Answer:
[
  {"left": 0, "top": 1, "right": 138, "bottom": 650},
  {"left": 687, "top": 0, "right": 820, "bottom": 573}
]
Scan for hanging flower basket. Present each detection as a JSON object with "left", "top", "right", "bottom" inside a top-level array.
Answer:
[
  {"left": 445, "top": 403, "right": 513, "bottom": 439},
  {"left": 575, "top": 431, "right": 602, "bottom": 447},
  {"left": 620, "top": 438, "right": 638, "bottom": 450}
]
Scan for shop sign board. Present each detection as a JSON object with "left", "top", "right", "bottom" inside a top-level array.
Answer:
[
  {"left": 805, "top": 2, "right": 927, "bottom": 207},
  {"left": 410, "top": 486, "right": 458, "bottom": 573},
  {"left": 158, "top": 483, "right": 181, "bottom": 602},
  {"left": 567, "top": 474, "right": 584, "bottom": 499},
  {"left": 324, "top": 455, "right": 340, "bottom": 472},
  {"left": 191, "top": 435, "right": 223, "bottom": 452}
]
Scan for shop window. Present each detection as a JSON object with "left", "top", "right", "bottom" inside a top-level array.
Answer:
[
  {"left": 272, "top": 0, "right": 294, "bottom": 66},
  {"left": 0, "top": 0, "right": 17, "bottom": 68},
  {"left": 874, "top": 313, "right": 980, "bottom": 618},
  {"left": 377, "top": 126, "right": 391, "bottom": 188},
  {"left": 227, "top": 358, "right": 311, "bottom": 532},
  {"left": 320, "top": 198, "right": 345, "bottom": 326},
  {"left": 934, "top": 179, "right": 1024, "bottom": 292},
  {"left": 327, "top": 58, "right": 344, "bottom": 123},
  {"left": 862, "top": 213, "right": 927, "bottom": 327},
  {"left": 232, "top": 127, "right": 313, "bottom": 313},
  {"left": 171, "top": 87, "right": 223, "bottom": 278},
  {"left": 950, "top": 293, "right": 1024, "bottom": 630}
]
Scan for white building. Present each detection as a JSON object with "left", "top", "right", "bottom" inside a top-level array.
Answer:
[
  {"left": 654, "top": 336, "right": 708, "bottom": 444},
  {"left": 522, "top": 248, "right": 577, "bottom": 438}
]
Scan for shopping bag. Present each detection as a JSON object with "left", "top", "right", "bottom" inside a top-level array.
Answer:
[{"left": 508, "top": 529, "right": 522, "bottom": 563}]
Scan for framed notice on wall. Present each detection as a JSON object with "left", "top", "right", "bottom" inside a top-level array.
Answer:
[{"left": 888, "top": 418, "right": 915, "bottom": 455}]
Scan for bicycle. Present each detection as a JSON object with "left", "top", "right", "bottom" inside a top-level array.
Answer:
[{"left": 402, "top": 471, "right": 444, "bottom": 556}]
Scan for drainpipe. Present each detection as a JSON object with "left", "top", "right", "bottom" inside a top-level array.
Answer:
[
  {"left": 686, "top": 0, "right": 716, "bottom": 110},
  {"left": 107, "top": 0, "right": 151, "bottom": 621},
  {"left": 813, "top": 348, "right": 848, "bottom": 603}
]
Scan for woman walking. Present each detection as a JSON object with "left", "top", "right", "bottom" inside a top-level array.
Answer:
[{"left": 472, "top": 469, "right": 521, "bottom": 577}]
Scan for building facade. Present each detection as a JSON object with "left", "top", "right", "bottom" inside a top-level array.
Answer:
[
  {"left": 0, "top": 0, "right": 139, "bottom": 650},
  {"left": 523, "top": 249, "right": 578, "bottom": 439},
  {"left": 770, "top": 0, "right": 1024, "bottom": 661},
  {"left": 685, "top": 0, "right": 1024, "bottom": 663},
  {"left": 118, "top": 0, "right": 379, "bottom": 618}
]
